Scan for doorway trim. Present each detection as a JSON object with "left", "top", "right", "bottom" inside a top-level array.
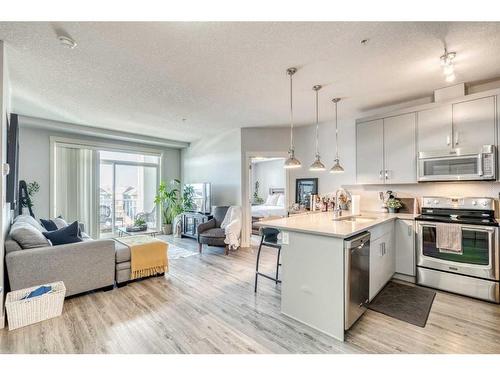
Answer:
[{"left": 242, "top": 151, "right": 289, "bottom": 248}]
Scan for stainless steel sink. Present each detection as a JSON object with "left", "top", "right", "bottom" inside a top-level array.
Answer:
[{"left": 332, "top": 216, "right": 378, "bottom": 223}]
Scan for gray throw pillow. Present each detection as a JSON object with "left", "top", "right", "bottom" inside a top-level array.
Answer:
[
  {"left": 10, "top": 222, "right": 51, "bottom": 249},
  {"left": 14, "top": 214, "right": 46, "bottom": 233},
  {"left": 52, "top": 217, "right": 68, "bottom": 229}
]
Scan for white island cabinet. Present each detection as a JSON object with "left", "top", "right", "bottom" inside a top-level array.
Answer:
[{"left": 257, "top": 212, "right": 414, "bottom": 341}]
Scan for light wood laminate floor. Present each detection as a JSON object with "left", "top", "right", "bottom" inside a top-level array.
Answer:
[{"left": 1, "top": 235, "right": 500, "bottom": 354}]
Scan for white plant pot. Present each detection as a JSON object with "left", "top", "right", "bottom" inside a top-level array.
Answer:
[{"left": 163, "top": 224, "right": 173, "bottom": 235}]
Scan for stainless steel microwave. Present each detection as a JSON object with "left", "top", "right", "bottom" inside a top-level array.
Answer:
[{"left": 418, "top": 145, "right": 496, "bottom": 182}]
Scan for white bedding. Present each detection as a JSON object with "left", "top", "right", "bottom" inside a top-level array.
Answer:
[{"left": 251, "top": 204, "right": 287, "bottom": 218}]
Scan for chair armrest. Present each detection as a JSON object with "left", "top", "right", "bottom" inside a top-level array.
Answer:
[{"left": 197, "top": 219, "right": 215, "bottom": 236}]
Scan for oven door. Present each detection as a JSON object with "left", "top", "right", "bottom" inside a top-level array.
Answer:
[{"left": 416, "top": 221, "right": 499, "bottom": 281}]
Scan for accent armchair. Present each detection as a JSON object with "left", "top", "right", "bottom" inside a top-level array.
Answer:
[{"left": 197, "top": 206, "right": 229, "bottom": 255}]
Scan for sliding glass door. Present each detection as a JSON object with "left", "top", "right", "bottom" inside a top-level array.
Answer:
[{"left": 99, "top": 151, "right": 159, "bottom": 238}]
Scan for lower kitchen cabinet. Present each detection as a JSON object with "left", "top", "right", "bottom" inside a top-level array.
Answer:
[
  {"left": 369, "top": 223, "right": 395, "bottom": 301},
  {"left": 395, "top": 219, "right": 416, "bottom": 277}
]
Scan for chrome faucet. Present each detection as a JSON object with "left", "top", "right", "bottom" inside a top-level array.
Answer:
[{"left": 334, "top": 188, "right": 351, "bottom": 219}]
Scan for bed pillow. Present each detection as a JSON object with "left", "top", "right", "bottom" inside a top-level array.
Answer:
[
  {"left": 265, "top": 194, "right": 279, "bottom": 206},
  {"left": 276, "top": 194, "right": 285, "bottom": 207},
  {"left": 43, "top": 221, "right": 82, "bottom": 246}
]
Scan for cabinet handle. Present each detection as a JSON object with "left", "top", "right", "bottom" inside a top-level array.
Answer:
[
  {"left": 455, "top": 131, "right": 459, "bottom": 146},
  {"left": 379, "top": 170, "right": 383, "bottom": 180},
  {"left": 446, "top": 135, "right": 451, "bottom": 146},
  {"left": 385, "top": 170, "right": 389, "bottom": 180},
  {"left": 379, "top": 243, "right": 384, "bottom": 256},
  {"left": 408, "top": 226, "right": 412, "bottom": 237}
]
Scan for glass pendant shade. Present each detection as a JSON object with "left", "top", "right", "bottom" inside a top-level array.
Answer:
[
  {"left": 309, "top": 154, "right": 326, "bottom": 171},
  {"left": 284, "top": 148, "right": 302, "bottom": 169},
  {"left": 330, "top": 158, "right": 344, "bottom": 173}
]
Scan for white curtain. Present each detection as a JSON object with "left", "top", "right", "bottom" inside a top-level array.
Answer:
[{"left": 54, "top": 145, "right": 98, "bottom": 238}]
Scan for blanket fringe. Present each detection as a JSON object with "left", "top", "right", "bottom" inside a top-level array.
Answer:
[{"left": 132, "top": 265, "right": 167, "bottom": 280}]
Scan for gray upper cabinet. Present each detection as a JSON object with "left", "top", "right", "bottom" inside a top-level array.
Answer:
[
  {"left": 417, "top": 105, "right": 452, "bottom": 153},
  {"left": 384, "top": 113, "right": 417, "bottom": 183},
  {"left": 452, "top": 96, "right": 496, "bottom": 149},
  {"left": 356, "top": 119, "right": 384, "bottom": 184}
]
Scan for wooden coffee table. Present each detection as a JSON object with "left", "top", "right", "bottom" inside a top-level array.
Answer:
[{"left": 117, "top": 227, "right": 160, "bottom": 237}]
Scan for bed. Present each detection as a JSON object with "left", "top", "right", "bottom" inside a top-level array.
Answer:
[{"left": 251, "top": 188, "right": 287, "bottom": 234}]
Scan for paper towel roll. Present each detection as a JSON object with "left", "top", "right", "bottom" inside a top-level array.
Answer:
[{"left": 351, "top": 195, "right": 360, "bottom": 216}]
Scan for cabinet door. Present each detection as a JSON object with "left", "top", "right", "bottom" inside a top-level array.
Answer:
[
  {"left": 369, "top": 236, "right": 385, "bottom": 301},
  {"left": 356, "top": 119, "right": 384, "bottom": 184},
  {"left": 384, "top": 113, "right": 417, "bottom": 183},
  {"left": 452, "top": 96, "right": 496, "bottom": 149},
  {"left": 417, "top": 105, "right": 452, "bottom": 153},
  {"left": 395, "top": 219, "right": 415, "bottom": 276}
]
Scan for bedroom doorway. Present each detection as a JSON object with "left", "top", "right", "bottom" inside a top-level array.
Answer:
[{"left": 248, "top": 156, "right": 287, "bottom": 244}]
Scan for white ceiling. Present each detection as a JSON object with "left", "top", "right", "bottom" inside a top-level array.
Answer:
[{"left": 1, "top": 22, "right": 500, "bottom": 143}]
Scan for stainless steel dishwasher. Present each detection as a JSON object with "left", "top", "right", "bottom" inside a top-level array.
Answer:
[{"left": 344, "top": 231, "right": 370, "bottom": 330}]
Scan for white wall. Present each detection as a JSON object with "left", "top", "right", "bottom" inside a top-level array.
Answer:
[
  {"left": 251, "top": 159, "right": 285, "bottom": 201},
  {"left": 0, "top": 40, "right": 11, "bottom": 328},
  {"left": 181, "top": 128, "right": 242, "bottom": 207},
  {"left": 18, "top": 124, "right": 181, "bottom": 219}
]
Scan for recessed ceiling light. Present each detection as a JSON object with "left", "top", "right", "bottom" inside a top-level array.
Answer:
[{"left": 58, "top": 35, "right": 77, "bottom": 49}]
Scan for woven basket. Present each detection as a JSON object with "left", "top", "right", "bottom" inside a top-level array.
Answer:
[{"left": 5, "top": 281, "right": 66, "bottom": 331}]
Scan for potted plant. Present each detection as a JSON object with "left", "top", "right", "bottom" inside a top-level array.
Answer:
[
  {"left": 386, "top": 197, "right": 403, "bottom": 213},
  {"left": 154, "top": 179, "right": 184, "bottom": 235},
  {"left": 253, "top": 181, "right": 264, "bottom": 205}
]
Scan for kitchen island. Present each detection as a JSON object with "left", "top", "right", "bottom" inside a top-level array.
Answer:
[{"left": 257, "top": 211, "right": 415, "bottom": 341}]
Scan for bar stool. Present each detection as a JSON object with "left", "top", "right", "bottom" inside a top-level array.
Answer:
[{"left": 254, "top": 227, "right": 282, "bottom": 293}]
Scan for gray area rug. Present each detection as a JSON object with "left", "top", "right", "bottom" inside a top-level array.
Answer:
[
  {"left": 167, "top": 243, "right": 198, "bottom": 260},
  {"left": 368, "top": 282, "right": 436, "bottom": 328}
]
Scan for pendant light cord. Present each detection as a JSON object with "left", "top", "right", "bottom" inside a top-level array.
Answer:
[
  {"left": 289, "top": 72, "right": 294, "bottom": 151},
  {"left": 335, "top": 100, "right": 339, "bottom": 160},
  {"left": 315, "top": 89, "right": 319, "bottom": 157}
]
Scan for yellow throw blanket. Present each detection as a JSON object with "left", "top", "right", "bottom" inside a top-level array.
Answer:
[{"left": 116, "top": 235, "right": 169, "bottom": 280}]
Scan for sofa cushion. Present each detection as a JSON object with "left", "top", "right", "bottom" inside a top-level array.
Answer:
[
  {"left": 115, "top": 241, "right": 131, "bottom": 263},
  {"left": 10, "top": 222, "right": 51, "bottom": 249},
  {"left": 43, "top": 221, "right": 82, "bottom": 246},
  {"left": 14, "top": 214, "right": 46, "bottom": 233},
  {"left": 199, "top": 227, "right": 225, "bottom": 239},
  {"left": 116, "top": 261, "right": 131, "bottom": 271},
  {"left": 5, "top": 237, "right": 23, "bottom": 253},
  {"left": 40, "top": 218, "right": 58, "bottom": 231}
]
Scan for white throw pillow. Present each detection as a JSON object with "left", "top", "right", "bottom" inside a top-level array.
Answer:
[
  {"left": 52, "top": 217, "right": 69, "bottom": 229},
  {"left": 14, "top": 214, "right": 46, "bottom": 233},
  {"left": 276, "top": 194, "right": 285, "bottom": 207}
]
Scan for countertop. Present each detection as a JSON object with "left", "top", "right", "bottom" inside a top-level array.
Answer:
[{"left": 256, "top": 211, "right": 417, "bottom": 239}]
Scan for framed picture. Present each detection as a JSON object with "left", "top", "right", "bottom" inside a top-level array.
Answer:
[{"left": 295, "top": 178, "right": 318, "bottom": 208}]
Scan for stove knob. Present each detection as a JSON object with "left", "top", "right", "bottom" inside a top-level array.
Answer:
[
  {"left": 433, "top": 199, "right": 439, "bottom": 205},
  {"left": 472, "top": 200, "right": 477, "bottom": 206},
  {"left": 482, "top": 201, "right": 488, "bottom": 207}
]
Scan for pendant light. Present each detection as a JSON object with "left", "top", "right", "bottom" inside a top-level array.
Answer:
[
  {"left": 330, "top": 98, "right": 345, "bottom": 173},
  {"left": 284, "top": 67, "right": 301, "bottom": 169},
  {"left": 309, "top": 85, "right": 326, "bottom": 171}
]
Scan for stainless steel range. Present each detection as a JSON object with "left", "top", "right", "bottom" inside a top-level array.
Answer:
[{"left": 416, "top": 196, "right": 500, "bottom": 303}]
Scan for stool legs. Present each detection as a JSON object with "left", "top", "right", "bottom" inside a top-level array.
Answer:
[{"left": 254, "top": 237, "right": 264, "bottom": 293}]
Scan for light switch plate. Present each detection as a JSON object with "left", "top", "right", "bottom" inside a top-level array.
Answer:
[{"left": 281, "top": 231, "right": 289, "bottom": 245}]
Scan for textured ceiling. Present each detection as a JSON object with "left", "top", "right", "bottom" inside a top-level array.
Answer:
[{"left": 1, "top": 22, "right": 500, "bottom": 142}]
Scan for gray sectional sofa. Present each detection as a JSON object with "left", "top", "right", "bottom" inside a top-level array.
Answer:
[{"left": 5, "top": 215, "right": 116, "bottom": 297}]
